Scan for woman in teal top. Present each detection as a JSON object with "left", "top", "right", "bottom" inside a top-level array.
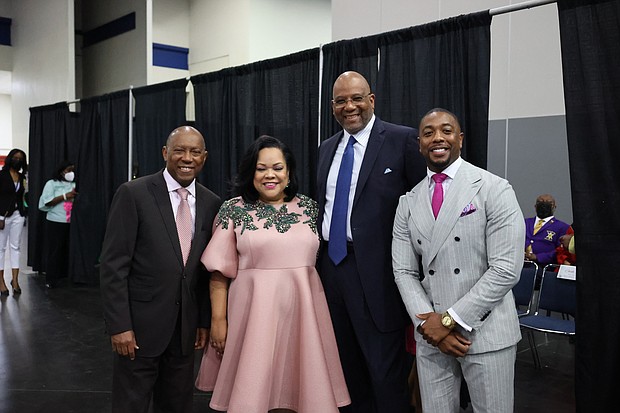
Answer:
[{"left": 38, "top": 161, "right": 77, "bottom": 288}]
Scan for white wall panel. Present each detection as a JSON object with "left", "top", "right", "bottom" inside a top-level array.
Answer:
[
  {"left": 0, "top": 93, "right": 12, "bottom": 153},
  {"left": 11, "top": 0, "right": 74, "bottom": 151},
  {"left": 249, "top": 0, "right": 330, "bottom": 63},
  {"left": 189, "top": 0, "right": 251, "bottom": 74},
  {"left": 81, "top": 0, "right": 147, "bottom": 97},
  {"left": 150, "top": 0, "right": 190, "bottom": 84}
]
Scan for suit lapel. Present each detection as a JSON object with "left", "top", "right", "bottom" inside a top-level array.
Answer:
[
  {"left": 428, "top": 162, "right": 482, "bottom": 263},
  {"left": 353, "top": 120, "right": 385, "bottom": 207},
  {"left": 317, "top": 132, "right": 342, "bottom": 203},
  {"left": 150, "top": 172, "right": 184, "bottom": 267},
  {"left": 406, "top": 181, "right": 435, "bottom": 244}
]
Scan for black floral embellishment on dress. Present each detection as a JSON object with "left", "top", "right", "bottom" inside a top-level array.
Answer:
[{"left": 216, "top": 194, "right": 318, "bottom": 234}]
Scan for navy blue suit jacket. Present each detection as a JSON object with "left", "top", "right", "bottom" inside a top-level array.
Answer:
[{"left": 317, "top": 117, "right": 426, "bottom": 332}]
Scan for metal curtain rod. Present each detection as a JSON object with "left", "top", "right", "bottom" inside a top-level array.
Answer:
[{"left": 489, "top": 0, "right": 557, "bottom": 16}]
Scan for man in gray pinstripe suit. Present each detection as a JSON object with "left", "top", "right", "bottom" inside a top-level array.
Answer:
[{"left": 392, "top": 108, "right": 525, "bottom": 412}]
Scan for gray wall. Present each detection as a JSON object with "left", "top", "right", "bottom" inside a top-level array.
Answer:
[{"left": 488, "top": 115, "right": 572, "bottom": 223}]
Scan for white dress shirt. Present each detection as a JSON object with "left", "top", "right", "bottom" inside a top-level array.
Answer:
[
  {"left": 322, "top": 115, "right": 376, "bottom": 241},
  {"left": 425, "top": 156, "right": 462, "bottom": 203}
]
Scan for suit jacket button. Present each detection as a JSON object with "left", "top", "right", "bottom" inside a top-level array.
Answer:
[
  {"left": 454, "top": 236, "right": 460, "bottom": 242},
  {"left": 417, "top": 239, "right": 422, "bottom": 244},
  {"left": 429, "top": 270, "right": 435, "bottom": 275},
  {"left": 454, "top": 268, "right": 460, "bottom": 274}
]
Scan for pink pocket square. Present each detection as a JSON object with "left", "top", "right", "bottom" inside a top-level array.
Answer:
[{"left": 460, "top": 203, "right": 477, "bottom": 217}]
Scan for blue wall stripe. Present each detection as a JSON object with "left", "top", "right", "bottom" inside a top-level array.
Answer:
[
  {"left": 0, "top": 17, "right": 11, "bottom": 46},
  {"left": 153, "top": 43, "right": 189, "bottom": 70},
  {"left": 83, "top": 12, "right": 135, "bottom": 47}
]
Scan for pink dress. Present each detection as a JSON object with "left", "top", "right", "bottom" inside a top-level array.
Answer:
[{"left": 196, "top": 195, "right": 350, "bottom": 413}]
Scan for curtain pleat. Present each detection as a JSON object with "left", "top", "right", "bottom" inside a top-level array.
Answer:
[
  {"left": 27, "top": 102, "right": 71, "bottom": 272},
  {"left": 192, "top": 48, "right": 320, "bottom": 198},
  {"left": 69, "top": 91, "right": 129, "bottom": 284},
  {"left": 376, "top": 11, "right": 492, "bottom": 168},
  {"left": 132, "top": 78, "right": 188, "bottom": 177},
  {"left": 557, "top": 0, "right": 620, "bottom": 410}
]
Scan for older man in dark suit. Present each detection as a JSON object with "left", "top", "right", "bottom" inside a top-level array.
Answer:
[
  {"left": 100, "top": 126, "right": 221, "bottom": 413},
  {"left": 316, "top": 71, "right": 426, "bottom": 413}
]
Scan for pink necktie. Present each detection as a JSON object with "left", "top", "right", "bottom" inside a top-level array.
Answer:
[
  {"left": 176, "top": 188, "right": 192, "bottom": 265},
  {"left": 431, "top": 173, "right": 448, "bottom": 219}
]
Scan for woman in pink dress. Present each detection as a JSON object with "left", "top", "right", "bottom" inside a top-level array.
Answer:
[{"left": 196, "top": 136, "right": 350, "bottom": 413}]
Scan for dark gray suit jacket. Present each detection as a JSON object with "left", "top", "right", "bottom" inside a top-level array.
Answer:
[{"left": 100, "top": 171, "right": 221, "bottom": 357}]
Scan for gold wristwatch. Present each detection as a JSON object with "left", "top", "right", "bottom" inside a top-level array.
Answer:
[{"left": 441, "top": 311, "right": 456, "bottom": 330}]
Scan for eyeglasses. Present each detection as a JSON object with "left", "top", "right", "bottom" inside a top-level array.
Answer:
[{"left": 332, "top": 93, "right": 372, "bottom": 108}]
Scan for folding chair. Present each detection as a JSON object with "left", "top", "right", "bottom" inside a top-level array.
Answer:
[
  {"left": 512, "top": 260, "right": 538, "bottom": 317},
  {"left": 519, "top": 263, "right": 576, "bottom": 369}
]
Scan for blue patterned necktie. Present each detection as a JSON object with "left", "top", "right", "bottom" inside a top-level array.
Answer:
[{"left": 329, "top": 136, "right": 356, "bottom": 265}]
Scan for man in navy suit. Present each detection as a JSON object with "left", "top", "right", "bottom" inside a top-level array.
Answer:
[
  {"left": 100, "top": 126, "right": 221, "bottom": 413},
  {"left": 316, "top": 71, "right": 426, "bottom": 413}
]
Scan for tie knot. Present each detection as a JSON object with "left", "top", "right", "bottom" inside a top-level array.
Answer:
[
  {"left": 432, "top": 173, "right": 448, "bottom": 184},
  {"left": 176, "top": 187, "right": 189, "bottom": 201},
  {"left": 346, "top": 136, "right": 356, "bottom": 147}
]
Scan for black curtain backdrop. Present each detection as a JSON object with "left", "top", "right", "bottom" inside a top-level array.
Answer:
[
  {"left": 132, "top": 78, "right": 188, "bottom": 177},
  {"left": 27, "top": 103, "right": 71, "bottom": 272},
  {"left": 320, "top": 37, "right": 379, "bottom": 141},
  {"left": 557, "top": 1, "right": 620, "bottom": 411},
  {"left": 69, "top": 91, "right": 129, "bottom": 284},
  {"left": 27, "top": 12, "right": 493, "bottom": 284},
  {"left": 192, "top": 49, "right": 320, "bottom": 198},
  {"left": 319, "top": 13, "right": 491, "bottom": 168},
  {"left": 376, "top": 12, "right": 492, "bottom": 168}
]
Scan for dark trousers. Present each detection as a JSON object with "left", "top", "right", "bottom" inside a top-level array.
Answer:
[
  {"left": 111, "top": 320, "right": 195, "bottom": 413},
  {"left": 319, "top": 250, "right": 411, "bottom": 413},
  {"left": 44, "top": 220, "right": 70, "bottom": 285}
]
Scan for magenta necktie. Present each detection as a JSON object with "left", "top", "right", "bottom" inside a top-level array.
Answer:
[
  {"left": 176, "top": 188, "right": 193, "bottom": 265},
  {"left": 431, "top": 173, "right": 448, "bottom": 219}
]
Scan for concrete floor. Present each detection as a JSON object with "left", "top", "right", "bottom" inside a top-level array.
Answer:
[{"left": 0, "top": 227, "right": 575, "bottom": 412}]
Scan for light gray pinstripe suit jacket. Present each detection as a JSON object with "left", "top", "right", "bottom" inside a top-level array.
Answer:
[{"left": 392, "top": 160, "right": 525, "bottom": 355}]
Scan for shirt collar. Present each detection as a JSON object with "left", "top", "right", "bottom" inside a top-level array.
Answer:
[
  {"left": 426, "top": 156, "right": 463, "bottom": 183},
  {"left": 163, "top": 169, "right": 196, "bottom": 198},
  {"left": 536, "top": 215, "right": 554, "bottom": 224},
  {"left": 343, "top": 114, "right": 375, "bottom": 148}
]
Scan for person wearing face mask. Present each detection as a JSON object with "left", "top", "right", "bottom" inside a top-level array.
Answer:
[
  {"left": 38, "top": 161, "right": 77, "bottom": 288},
  {"left": 524, "top": 194, "right": 571, "bottom": 267},
  {"left": 0, "top": 149, "right": 28, "bottom": 296}
]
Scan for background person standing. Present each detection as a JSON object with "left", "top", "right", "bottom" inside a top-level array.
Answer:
[
  {"left": 38, "top": 160, "right": 77, "bottom": 288},
  {"left": 0, "top": 149, "right": 28, "bottom": 296}
]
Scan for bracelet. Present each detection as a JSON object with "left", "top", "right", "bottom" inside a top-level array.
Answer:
[{"left": 62, "top": 193, "right": 67, "bottom": 201}]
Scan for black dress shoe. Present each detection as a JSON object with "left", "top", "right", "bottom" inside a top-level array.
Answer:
[
  {"left": 0, "top": 289, "right": 8, "bottom": 296},
  {"left": 11, "top": 281, "right": 22, "bottom": 295}
]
